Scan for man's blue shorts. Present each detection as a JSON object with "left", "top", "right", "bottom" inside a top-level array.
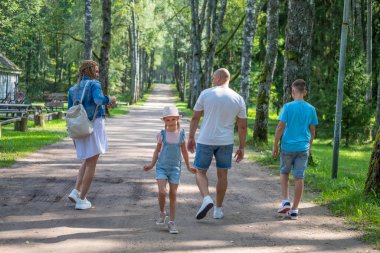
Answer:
[
  {"left": 194, "top": 143, "right": 233, "bottom": 170},
  {"left": 280, "top": 150, "right": 309, "bottom": 179}
]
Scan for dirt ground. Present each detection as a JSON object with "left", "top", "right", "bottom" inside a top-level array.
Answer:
[{"left": 0, "top": 84, "right": 378, "bottom": 253}]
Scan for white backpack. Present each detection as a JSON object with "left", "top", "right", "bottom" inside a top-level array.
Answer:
[{"left": 66, "top": 81, "right": 98, "bottom": 139}]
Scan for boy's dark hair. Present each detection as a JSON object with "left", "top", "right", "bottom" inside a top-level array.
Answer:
[{"left": 291, "top": 79, "right": 307, "bottom": 92}]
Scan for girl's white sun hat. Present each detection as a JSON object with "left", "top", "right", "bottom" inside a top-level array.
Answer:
[{"left": 161, "top": 106, "right": 181, "bottom": 119}]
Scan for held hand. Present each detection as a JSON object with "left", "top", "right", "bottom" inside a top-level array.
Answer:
[
  {"left": 187, "top": 138, "right": 196, "bottom": 153},
  {"left": 143, "top": 164, "right": 153, "bottom": 171},
  {"left": 109, "top": 96, "right": 117, "bottom": 108},
  {"left": 272, "top": 145, "right": 279, "bottom": 158},
  {"left": 187, "top": 167, "right": 198, "bottom": 174},
  {"left": 234, "top": 148, "right": 244, "bottom": 163}
]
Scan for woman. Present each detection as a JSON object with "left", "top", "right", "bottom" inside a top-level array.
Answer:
[{"left": 67, "top": 60, "right": 116, "bottom": 210}]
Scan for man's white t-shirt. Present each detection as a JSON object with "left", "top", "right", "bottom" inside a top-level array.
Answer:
[{"left": 193, "top": 85, "right": 247, "bottom": 145}]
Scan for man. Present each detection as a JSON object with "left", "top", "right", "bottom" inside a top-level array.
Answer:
[
  {"left": 188, "top": 68, "right": 247, "bottom": 220},
  {"left": 272, "top": 79, "right": 318, "bottom": 220}
]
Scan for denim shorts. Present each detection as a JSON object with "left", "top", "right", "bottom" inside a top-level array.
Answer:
[
  {"left": 280, "top": 150, "right": 309, "bottom": 179},
  {"left": 156, "top": 167, "right": 181, "bottom": 184},
  {"left": 194, "top": 143, "right": 233, "bottom": 170}
]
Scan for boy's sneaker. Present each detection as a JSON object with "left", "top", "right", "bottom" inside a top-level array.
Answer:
[
  {"left": 75, "top": 198, "right": 92, "bottom": 210},
  {"left": 277, "top": 201, "right": 291, "bottom": 213},
  {"left": 68, "top": 189, "right": 80, "bottom": 204},
  {"left": 196, "top": 195, "right": 214, "bottom": 220},
  {"left": 288, "top": 210, "right": 299, "bottom": 220},
  {"left": 155, "top": 212, "right": 167, "bottom": 225},
  {"left": 168, "top": 221, "right": 179, "bottom": 234},
  {"left": 213, "top": 207, "right": 224, "bottom": 219}
]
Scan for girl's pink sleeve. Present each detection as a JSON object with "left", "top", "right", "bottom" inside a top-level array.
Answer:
[{"left": 156, "top": 132, "right": 162, "bottom": 144}]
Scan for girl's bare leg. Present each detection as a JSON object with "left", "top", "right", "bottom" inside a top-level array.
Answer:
[
  {"left": 157, "top": 180, "right": 167, "bottom": 213},
  {"left": 168, "top": 183, "right": 179, "bottom": 221}
]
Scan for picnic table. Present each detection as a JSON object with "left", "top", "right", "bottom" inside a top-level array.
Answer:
[{"left": 0, "top": 103, "right": 32, "bottom": 119}]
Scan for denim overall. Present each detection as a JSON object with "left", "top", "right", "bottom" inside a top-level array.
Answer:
[{"left": 155, "top": 129, "right": 185, "bottom": 184}]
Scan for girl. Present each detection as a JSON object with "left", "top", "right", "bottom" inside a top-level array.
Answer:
[
  {"left": 67, "top": 60, "right": 116, "bottom": 210},
  {"left": 144, "top": 106, "right": 197, "bottom": 234}
]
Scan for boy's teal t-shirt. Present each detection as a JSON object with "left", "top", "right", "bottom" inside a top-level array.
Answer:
[{"left": 278, "top": 100, "right": 318, "bottom": 152}]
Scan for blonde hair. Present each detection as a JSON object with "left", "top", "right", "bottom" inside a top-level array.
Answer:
[{"left": 76, "top": 60, "right": 99, "bottom": 84}]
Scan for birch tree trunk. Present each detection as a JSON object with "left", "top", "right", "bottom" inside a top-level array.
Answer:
[
  {"left": 283, "top": 0, "right": 315, "bottom": 104},
  {"left": 129, "top": 0, "right": 138, "bottom": 104},
  {"left": 203, "top": 0, "right": 228, "bottom": 90},
  {"left": 189, "top": 0, "right": 203, "bottom": 108},
  {"left": 99, "top": 0, "right": 111, "bottom": 96},
  {"left": 84, "top": 0, "right": 92, "bottom": 60},
  {"left": 240, "top": 0, "right": 263, "bottom": 106},
  {"left": 148, "top": 50, "right": 154, "bottom": 89},
  {"left": 253, "top": 0, "right": 279, "bottom": 144}
]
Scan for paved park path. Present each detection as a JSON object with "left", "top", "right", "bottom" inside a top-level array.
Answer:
[{"left": 0, "top": 84, "right": 377, "bottom": 253}]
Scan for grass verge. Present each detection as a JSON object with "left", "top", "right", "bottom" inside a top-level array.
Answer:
[{"left": 0, "top": 119, "right": 67, "bottom": 168}]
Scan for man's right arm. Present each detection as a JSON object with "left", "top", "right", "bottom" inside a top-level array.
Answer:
[
  {"left": 235, "top": 117, "right": 247, "bottom": 163},
  {"left": 188, "top": 110, "right": 203, "bottom": 153}
]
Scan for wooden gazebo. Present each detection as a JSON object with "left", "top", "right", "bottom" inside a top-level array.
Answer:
[{"left": 0, "top": 52, "right": 22, "bottom": 103}]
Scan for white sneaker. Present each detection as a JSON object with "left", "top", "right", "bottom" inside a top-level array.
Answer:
[
  {"left": 196, "top": 195, "right": 214, "bottom": 220},
  {"left": 213, "top": 207, "right": 224, "bottom": 219},
  {"left": 168, "top": 221, "right": 179, "bottom": 234},
  {"left": 277, "top": 201, "right": 291, "bottom": 213},
  {"left": 68, "top": 189, "right": 80, "bottom": 204},
  {"left": 75, "top": 198, "right": 92, "bottom": 210},
  {"left": 156, "top": 212, "right": 167, "bottom": 225}
]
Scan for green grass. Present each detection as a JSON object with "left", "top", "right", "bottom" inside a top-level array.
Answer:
[
  {"left": 0, "top": 119, "right": 67, "bottom": 168},
  {"left": 170, "top": 84, "right": 380, "bottom": 247},
  {"left": 108, "top": 104, "right": 129, "bottom": 117}
]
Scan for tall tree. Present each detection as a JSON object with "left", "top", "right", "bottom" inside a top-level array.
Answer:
[
  {"left": 203, "top": 0, "right": 228, "bottom": 90},
  {"left": 129, "top": 0, "right": 138, "bottom": 104},
  {"left": 240, "top": 0, "right": 261, "bottom": 106},
  {"left": 99, "top": 0, "right": 111, "bottom": 96},
  {"left": 372, "top": 70, "right": 380, "bottom": 138},
  {"left": 366, "top": 0, "right": 373, "bottom": 101},
  {"left": 148, "top": 50, "right": 154, "bottom": 89},
  {"left": 84, "top": 0, "right": 93, "bottom": 60},
  {"left": 253, "top": 0, "right": 279, "bottom": 144},
  {"left": 283, "top": 0, "right": 315, "bottom": 103},
  {"left": 332, "top": 0, "right": 350, "bottom": 178},
  {"left": 189, "top": 0, "right": 205, "bottom": 107}
]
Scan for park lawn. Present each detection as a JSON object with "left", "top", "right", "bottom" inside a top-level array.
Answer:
[
  {"left": 0, "top": 119, "right": 67, "bottom": 168},
  {"left": 247, "top": 107, "right": 380, "bottom": 247}
]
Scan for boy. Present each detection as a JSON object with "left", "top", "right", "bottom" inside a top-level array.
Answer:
[{"left": 272, "top": 79, "right": 318, "bottom": 220}]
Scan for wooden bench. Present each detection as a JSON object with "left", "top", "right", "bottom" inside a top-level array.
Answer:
[{"left": 44, "top": 92, "right": 67, "bottom": 111}]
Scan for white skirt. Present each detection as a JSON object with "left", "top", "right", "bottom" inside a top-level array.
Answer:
[{"left": 74, "top": 118, "right": 108, "bottom": 160}]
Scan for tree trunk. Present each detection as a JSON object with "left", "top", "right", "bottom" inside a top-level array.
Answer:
[
  {"left": 283, "top": 0, "right": 315, "bottom": 104},
  {"left": 253, "top": 0, "right": 279, "bottom": 145},
  {"left": 354, "top": 0, "right": 365, "bottom": 50},
  {"left": 372, "top": 69, "right": 380, "bottom": 139},
  {"left": 332, "top": 0, "right": 350, "bottom": 178},
  {"left": 365, "top": 128, "right": 380, "bottom": 195},
  {"left": 365, "top": 0, "right": 372, "bottom": 101},
  {"left": 99, "top": 0, "right": 111, "bottom": 96},
  {"left": 203, "top": 0, "right": 228, "bottom": 90},
  {"left": 148, "top": 50, "right": 154, "bottom": 89},
  {"left": 240, "top": 0, "right": 262, "bottom": 106},
  {"left": 189, "top": 0, "right": 204, "bottom": 108},
  {"left": 129, "top": 1, "right": 138, "bottom": 104},
  {"left": 84, "top": 0, "right": 93, "bottom": 60}
]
